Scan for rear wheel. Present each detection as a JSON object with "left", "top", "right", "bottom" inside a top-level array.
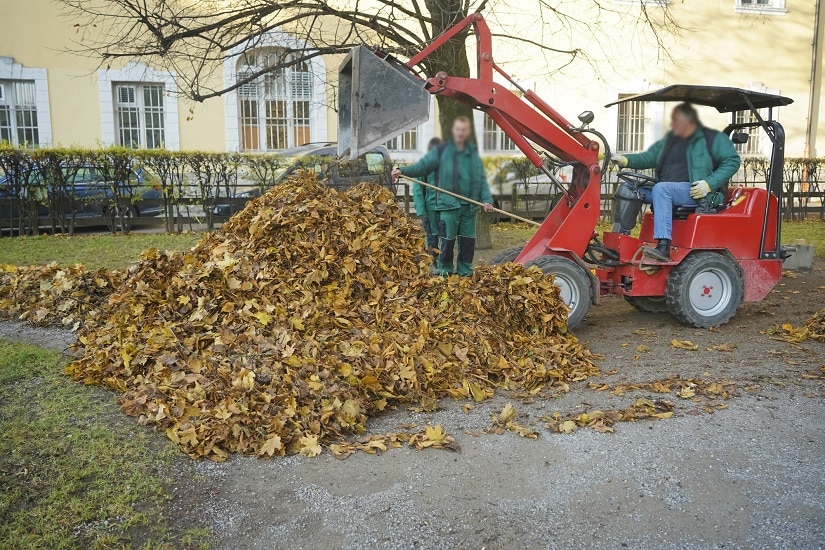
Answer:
[
  {"left": 665, "top": 252, "right": 744, "bottom": 328},
  {"left": 524, "top": 255, "right": 593, "bottom": 328},
  {"left": 624, "top": 295, "right": 669, "bottom": 313},
  {"left": 491, "top": 246, "right": 523, "bottom": 265}
]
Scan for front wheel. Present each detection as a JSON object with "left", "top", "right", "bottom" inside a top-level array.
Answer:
[
  {"left": 491, "top": 246, "right": 523, "bottom": 265},
  {"left": 665, "top": 252, "right": 744, "bottom": 328},
  {"left": 524, "top": 255, "right": 593, "bottom": 329}
]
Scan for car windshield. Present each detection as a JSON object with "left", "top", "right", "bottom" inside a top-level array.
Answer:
[{"left": 274, "top": 155, "right": 333, "bottom": 182}]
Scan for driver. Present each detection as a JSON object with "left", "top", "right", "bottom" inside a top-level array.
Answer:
[{"left": 612, "top": 103, "right": 741, "bottom": 261}]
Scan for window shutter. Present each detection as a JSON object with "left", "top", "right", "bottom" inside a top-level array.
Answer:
[
  {"left": 116, "top": 85, "right": 137, "bottom": 105},
  {"left": 237, "top": 70, "right": 260, "bottom": 98}
]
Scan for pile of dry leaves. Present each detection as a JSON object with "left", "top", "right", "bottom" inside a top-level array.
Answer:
[
  {"left": 65, "top": 174, "right": 598, "bottom": 460},
  {"left": 0, "top": 263, "right": 125, "bottom": 329}
]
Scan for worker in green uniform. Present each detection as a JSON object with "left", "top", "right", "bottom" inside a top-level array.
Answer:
[
  {"left": 393, "top": 116, "right": 494, "bottom": 276},
  {"left": 412, "top": 137, "right": 443, "bottom": 262}
]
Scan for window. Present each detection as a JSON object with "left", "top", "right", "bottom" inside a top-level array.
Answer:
[
  {"left": 385, "top": 128, "right": 419, "bottom": 152},
  {"left": 616, "top": 94, "right": 646, "bottom": 153},
  {"left": 483, "top": 114, "right": 516, "bottom": 152},
  {"left": 733, "top": 110, "right": 764, "bottom": 156},
  {"left": 113, "top": 83, "right": 166, "bottom": 149},
  {"left": 0, "top": 80, "right": 39, "bottom": 147},
  {"left": 237, "top": 49, "right": 313, "bottom": 151},
  {"left": 735, "top": 0, "right": 786, "bottom": 13}
]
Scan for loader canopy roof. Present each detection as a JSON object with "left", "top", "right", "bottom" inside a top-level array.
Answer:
[{"left": 605, "top": 85, "right": 793, "bottom": 113}]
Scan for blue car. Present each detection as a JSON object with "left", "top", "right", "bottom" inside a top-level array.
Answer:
[{"left": 0, "top": 165, "right": 162, "bottom": 229}]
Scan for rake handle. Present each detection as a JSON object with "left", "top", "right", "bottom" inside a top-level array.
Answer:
[{"left": 397, "top": 175, "right": 542, "bottom": 228}]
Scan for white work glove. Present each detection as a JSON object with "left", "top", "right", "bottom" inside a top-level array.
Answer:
[
  {"left": 610, "top": 154, "right": 628, "bottom": 168},
  {"left": 689, "top": 180, "right": 711, "bottom": 200}
]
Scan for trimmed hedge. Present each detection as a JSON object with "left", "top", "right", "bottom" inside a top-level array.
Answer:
[
  {"left": 0, "top": 147, "right": 384, "bottom": 235},
  {"left": 2, "top": 147, "right": 823, "bottom": 236}
]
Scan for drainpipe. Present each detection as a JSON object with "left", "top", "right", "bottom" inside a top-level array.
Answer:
[
  {"left": 805, "top": 0, "right": 822, "bottom": 158},
  {"left": 802, "top": 0, "right": 822, "bottom": 212}
]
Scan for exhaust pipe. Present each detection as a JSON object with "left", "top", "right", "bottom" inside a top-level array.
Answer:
[{"left": 337, "top": 46, "right": 431, "bottom": 159}]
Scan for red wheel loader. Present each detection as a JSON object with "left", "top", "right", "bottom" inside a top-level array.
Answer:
[{"left": 337, "top": 13, "right": 795, "bottom": 329}]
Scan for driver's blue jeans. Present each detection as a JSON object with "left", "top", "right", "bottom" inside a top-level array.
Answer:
[{"left": 640, "top": 181, "right": 697, "bottom": 240}]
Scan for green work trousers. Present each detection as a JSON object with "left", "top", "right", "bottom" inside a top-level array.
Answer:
[
  {"left": 437, "top": 205, "right": 477, "bottom": 277},
  {"left": 421, "top": 210, "right": 440, "bottom": 261}
]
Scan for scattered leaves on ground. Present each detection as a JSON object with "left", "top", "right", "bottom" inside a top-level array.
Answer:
[
  {"left": 485, "top": 402, "right": 538, "bottom": 438},
  {"left": 670, "top": 339, "right": 699, "bottom": 351},
  {"left": 766, "top": 308, "right": 825, "bottom": 343},
  {"left": 545, "top": 398, "right": 674, "bottom": 434}
]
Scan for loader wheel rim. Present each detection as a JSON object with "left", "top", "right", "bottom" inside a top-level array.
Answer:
[
  {"left": 554, "top": 274, "right": 580, "bottom": 311},
  {"left": 687, "top": 268, "right": 733, "bottom": 317}
]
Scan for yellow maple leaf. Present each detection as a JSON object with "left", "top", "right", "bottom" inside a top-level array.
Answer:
[
  {"left": 499, "top": 403, "right": 517, "bottom": 424},
  {"left": 299, "top": 435, "right": 322, "bottom": 457},
  {"left": 258, "top": 435, "right": 283, "bottom": 457},
  {"left": 677, "top": 387, "right": 696, "bottom": 399},
  {"left": 425, "top": 425, "right": 446, "bottom": 444},
  {"left": 254, "top": 311, "right": 272, "bottom": 326},
  {"left": 670, "top": 339, "right": 699, "bottom": 351},
  {"left": 560, "top": 420, "right": 578, "bottom": 434}
]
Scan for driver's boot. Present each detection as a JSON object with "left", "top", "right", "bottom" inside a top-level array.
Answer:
[{"left": 642, "top": 239, "right": 671, "bottom": 262}]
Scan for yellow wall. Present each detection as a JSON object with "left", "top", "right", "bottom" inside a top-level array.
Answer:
[
  {"left": 0, "top": 0, "right": 102, "bottom": 146},
  {"left": 0, "top": 0, "right": 821, "bottom": 156}
]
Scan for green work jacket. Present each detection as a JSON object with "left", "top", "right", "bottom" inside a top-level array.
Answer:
[
  {"left": 625, "top": 127, "right": 741, "bottom": 191},
  {"left": 412, "top": 170, "right": 438, "bottom": 217},
  {"left": 401, "top": 141, "right": 493, "bottom": 212}
]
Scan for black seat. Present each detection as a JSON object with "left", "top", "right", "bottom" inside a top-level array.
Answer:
[{"left": 673, "top": 205, "right": 698, "bottom": 220}]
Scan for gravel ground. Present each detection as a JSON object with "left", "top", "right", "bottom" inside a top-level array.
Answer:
[{"left": 2, "top": 267, "right": 823, "bottom": 549}]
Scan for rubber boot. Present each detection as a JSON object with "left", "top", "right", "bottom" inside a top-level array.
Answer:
[
  {"left": 439, "top": 238, "right": 456, "bottom": 276},
  {"left": 642, "top": 238, "right": 671, "bottom": 262},
  {"left": 457, "top": 236, "right": 476, "bottom": 277}
]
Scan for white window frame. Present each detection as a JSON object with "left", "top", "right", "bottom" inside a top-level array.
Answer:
[
  {"left": 0, "top": 80, "right": 41, "bottom": 147},
  {"left": 234, "top": 49, "right": 314, "bottom": 152},
  {"left": 733, "top": 109, "right": 767, "bottom": 156},
  {"left": 223, "top": 30, "right": 327, "bottom": 152},
  {"left": 385, "top": 127, "right": 421, "bottom": 153},
  {"left": 734, "top": 0, "right": 787, "bottom": 15},
  {"left": 98, "top": 62, "right": 180, "bottom": 150},
  {"left": 475, "top": 112, "right": 518, "bottom": 156},
  {"left": 615, "top": 94, "right": 649, "bottom": 154},
  {"left": 112, "top": 83, "right": 167, "bottom": 149},
  {"left": 0, "top": 57, "right": 51, "bottom": 147}
]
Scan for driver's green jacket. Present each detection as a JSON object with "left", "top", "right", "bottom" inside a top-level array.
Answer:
[{"left": 624, "top": 127, "right": 741, "bottom": 191}]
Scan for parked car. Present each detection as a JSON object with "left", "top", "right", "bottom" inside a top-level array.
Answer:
[
  {"left": 214, "top": 143, "right": 394, "bottom": 216},
  {"left": 0, "top": 165, "right": 161, "bottom": 229}
]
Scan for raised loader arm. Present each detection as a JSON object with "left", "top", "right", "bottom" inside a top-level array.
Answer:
[{"left": 338, "top": 13, "right": 603, "bottom": 271}]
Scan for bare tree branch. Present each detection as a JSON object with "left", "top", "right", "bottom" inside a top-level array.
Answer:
[{"left": 57, "top": 0, "right": 686, "bottom": 106}]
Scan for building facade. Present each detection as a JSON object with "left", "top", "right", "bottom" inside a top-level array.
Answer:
[{"left": 0, "top": 0, "right": 822, "bottom": 160}]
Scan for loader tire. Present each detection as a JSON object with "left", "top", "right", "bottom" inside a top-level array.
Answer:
[
  {"left": 491, "top": 246, "right": 523, "bottom": 265},
  {"left": 665, "top": 252, "right": 744, "bottom": 328},
  {"left": 624, "top": 296, "right": 668, "bottom": 313},
  {"left": 524, "top": 255, "right": 593, "bottom": 329}
]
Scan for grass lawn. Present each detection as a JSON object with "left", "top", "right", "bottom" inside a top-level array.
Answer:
[
  {"left": 780, "top": 218, "right": 825, "bottom": 256},
  {"left": 0, "top": 339, "right": 209, "bottom": 549},
  {"left": 0, "top": 233, "right": 202, "bottom": 270}
]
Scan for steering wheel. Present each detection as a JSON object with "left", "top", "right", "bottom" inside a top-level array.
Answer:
[{"left": 617, "top": 170, "right": 657, "bottom": 189}]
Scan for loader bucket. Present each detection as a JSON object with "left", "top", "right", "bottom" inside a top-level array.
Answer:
[{"left": 337, "top": 46, "right": 431, "bottom": 159}]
